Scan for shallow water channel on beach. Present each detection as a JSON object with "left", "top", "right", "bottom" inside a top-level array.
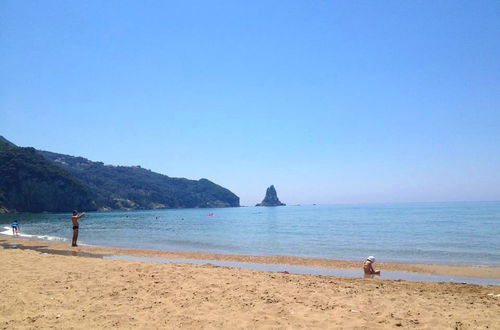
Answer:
[{"left": 2, "top": 241, "right": 499, "bottom": 286}]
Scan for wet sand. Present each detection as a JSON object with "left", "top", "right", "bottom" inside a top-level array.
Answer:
[
  {"left": 1, "top": 234, "right": 500, "bottom": 329},
  {"left": 2, "top": 234, "right": 500, "bottom": 278}
]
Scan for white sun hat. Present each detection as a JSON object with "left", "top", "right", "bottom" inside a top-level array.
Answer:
[{"left": 367, "top": 256, "right": 375, "bottom": 262}]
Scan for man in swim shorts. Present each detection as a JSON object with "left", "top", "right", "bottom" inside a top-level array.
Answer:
[
  {"left": 71, "top": 210, "right": 85, "bottom": 247},
  {"left": 363, "top": 256, "right": 381, "bottom": 275}
]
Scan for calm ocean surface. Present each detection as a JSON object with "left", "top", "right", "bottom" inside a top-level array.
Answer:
[{"left": 1, "top": 202, "right": 499, "bottom": 265}]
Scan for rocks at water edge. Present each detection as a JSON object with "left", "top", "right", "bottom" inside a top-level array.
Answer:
[{"left": 256, "top": 185, "right": 286, "bottom": 206}]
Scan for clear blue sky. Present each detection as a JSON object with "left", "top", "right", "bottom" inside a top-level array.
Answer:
[{"left": 1, "top": 1, "right": 499, "bottom": 205}]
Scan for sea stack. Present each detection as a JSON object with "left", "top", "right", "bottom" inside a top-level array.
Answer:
[{"left": 256, "top": 185, "right": 286, "bottom": 206}]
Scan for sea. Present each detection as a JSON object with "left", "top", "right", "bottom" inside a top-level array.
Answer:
[{"left": 1, "top": 201, "right": 499, "bottom": 265}]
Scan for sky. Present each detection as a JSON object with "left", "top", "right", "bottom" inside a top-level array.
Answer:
[{"left": 1, "top": 1, "right": 499, "bottom": 206}]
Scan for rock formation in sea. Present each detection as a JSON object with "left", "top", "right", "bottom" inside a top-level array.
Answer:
[{"left": 256, "top": 185, "right": 285, "bottom": 206}]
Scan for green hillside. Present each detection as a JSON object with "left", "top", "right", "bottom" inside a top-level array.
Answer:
[
  {"left": 38, "top": 150, "right": 240, "bottom": 209},
  {"left": 0, "top": 137, "right": 96, "bottom": 212},
  {"left": 0, "top": 136, "right": 239, "bottom": 212}
]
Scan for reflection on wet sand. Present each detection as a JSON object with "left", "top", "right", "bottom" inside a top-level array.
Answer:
[{"left": 0, "top": 240, "right": 104, "bottom": 258}]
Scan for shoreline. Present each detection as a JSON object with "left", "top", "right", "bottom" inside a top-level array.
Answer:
[
  {"left": 2, "top": 233, "right": 499, "bottom": 279},
  {"left": 2, "top": 238, "right": 500, "bottom": 329}
]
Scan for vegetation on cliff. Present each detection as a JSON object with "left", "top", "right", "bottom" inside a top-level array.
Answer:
[
  {"left": 0, "top": 138, "right": 96, "bottom": 212},
  {"left": 0, "top": 136, "right": 239, "bottom": 212},
  {"left": 39, "top": 150, "right": 240, "bottom": 209}
]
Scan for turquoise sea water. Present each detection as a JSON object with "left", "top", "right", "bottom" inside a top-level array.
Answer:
[{"left": 1, "top": 202, "right": 499, "bottom": 265}]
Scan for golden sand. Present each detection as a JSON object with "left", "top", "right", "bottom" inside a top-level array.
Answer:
[{"left": 1, "top": 235, "right": 499, "bottom": 329}]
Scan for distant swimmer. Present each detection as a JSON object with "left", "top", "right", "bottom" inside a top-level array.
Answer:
[
  {"left": 71, "top": 210, "right": 86, "bottom": 247},
  {"left": 11, "top": 220, "right": 20, "bottom": 236},
  {"left": 363, "top": 256, "right": 381, "bottom": 275}
]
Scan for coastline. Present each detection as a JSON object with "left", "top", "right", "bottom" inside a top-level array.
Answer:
[
  {"left": 2, "top": 233, "right": 499, "bottom": 279},
  {"left": 1, "top": 234, "right": 500, "bottom": 329}
]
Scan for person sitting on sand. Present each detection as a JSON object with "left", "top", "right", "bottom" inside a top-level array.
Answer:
[
  {"left": 11, "top": 220, "right": 20, "bottom": 236},
  {"left": 71, "top": 210, "right": 86, "bottom": 247},
  {"left": 363, "top": 256, "right": 381, "bottom": 275}
]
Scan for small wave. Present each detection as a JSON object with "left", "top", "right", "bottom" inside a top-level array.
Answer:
[
  {"left": 1, "top": 226, "right": 12, "bottom": 235},
  {"left": 1, "top": 226, "right": 67, "bottom": 242}
]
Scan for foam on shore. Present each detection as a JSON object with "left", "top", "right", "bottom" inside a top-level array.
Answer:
[{"left": 1, "top": 226, "right": 67, "bottom": 242}]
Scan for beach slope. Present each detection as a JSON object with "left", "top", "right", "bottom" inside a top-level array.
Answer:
[{"left": 1, "top": 247, "right": 499, "bottom": 329}]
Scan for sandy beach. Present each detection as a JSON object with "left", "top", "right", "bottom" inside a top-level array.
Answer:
[{"left": 1, "top": 235, "right": 500, "bottom": 329}]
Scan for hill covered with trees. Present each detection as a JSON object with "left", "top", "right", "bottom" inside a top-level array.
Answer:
[
  {"left": 38, "top": 150, "right": 240, "bottom": 210},
  {"left": 0, "top": 136, "right": 239, "bottom": 212},
  {"left": 0, "top": 137, "right": 96, "bottom": 212}
]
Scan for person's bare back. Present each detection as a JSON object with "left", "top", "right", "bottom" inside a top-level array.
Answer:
[
  {"left": 363, "top": 256, "right": 381, "bottom": 275},
  {"left": 71, "top": 215, "right": 79, "bottom": 227},
  {"left": 71, "top": 210, "right": 85, "bottom": 247}
]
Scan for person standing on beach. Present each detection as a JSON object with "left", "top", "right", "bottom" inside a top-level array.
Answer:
[
  {"left": 11, "top": 220, "right": 20, "bottom": 236},
  {"left": 71, "top": 210, "right": 85, "bottom": 247}
]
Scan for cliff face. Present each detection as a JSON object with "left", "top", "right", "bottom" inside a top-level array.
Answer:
[{"left": 256, "top": 185, "right": 285, "bottom": 206}]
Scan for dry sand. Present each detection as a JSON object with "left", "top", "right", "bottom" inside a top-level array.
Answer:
[{"left": 1, "top": 236, "right": 500, "bottom": 329}]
